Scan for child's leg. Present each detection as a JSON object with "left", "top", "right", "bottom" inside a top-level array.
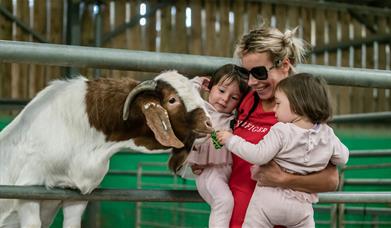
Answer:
[
  {"left": 242, "top": 188, "right": 273, "bottom": 228},
  {"left": 196, "top": 166, "right": 233, "bottom": 228},
  {"left": 288, "top": 201, "right": 314, "bottom": 228},
  {"left": 244, "top": 187, "right": 315, "bottom": 228}
]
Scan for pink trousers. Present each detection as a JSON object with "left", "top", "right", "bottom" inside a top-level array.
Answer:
[
  {"left": 195, "top": 165, "right": 233, "bottom": 228},
  {"left": 243, "top": 186, "right": 315, "bottom": 228}
]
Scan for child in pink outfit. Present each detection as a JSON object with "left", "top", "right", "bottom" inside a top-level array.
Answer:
[
  {"left": 183, "top": 64, "right": 248, "bottom": 228},
  {"left": 217, "top": 73, "right": 349, "bottom": 228}
]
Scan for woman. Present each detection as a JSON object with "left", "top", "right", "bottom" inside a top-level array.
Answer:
[
  {"left": 192, "top": 24, "right": 338, "bottom": 228},
  {"left": 228, "top": 25, "right": 339, "bottom": 227}
]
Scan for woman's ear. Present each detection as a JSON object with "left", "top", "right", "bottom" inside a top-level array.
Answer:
[{"left": 280, "top": 58, "right": 291, "bottom": 75}]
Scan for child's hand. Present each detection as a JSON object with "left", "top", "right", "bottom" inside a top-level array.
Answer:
[{"left": 216, "top": 131, "right": 233, "bottom": 145}]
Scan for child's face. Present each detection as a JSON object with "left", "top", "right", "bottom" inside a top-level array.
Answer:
[
  {"left": 208, "top": 79, "right": 241, "bottom": 114},
  {"left": 273, "top": 89, "right": 298, "bottom": 123}
]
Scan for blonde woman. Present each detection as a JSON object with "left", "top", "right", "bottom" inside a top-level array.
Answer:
[{"left": 219, "top": 25, "right": 339, "bottom": 228}]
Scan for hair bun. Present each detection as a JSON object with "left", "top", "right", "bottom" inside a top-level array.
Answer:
[{"left": 283, "top": 27, "right": 298, "bottom": 47}]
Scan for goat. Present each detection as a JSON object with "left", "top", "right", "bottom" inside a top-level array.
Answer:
[{"left": 0, "top": 70, "right": 213, "bottom": 228}]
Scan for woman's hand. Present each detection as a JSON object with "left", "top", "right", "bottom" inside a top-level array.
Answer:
[
  {"left": 253, "top": 161, "right": 288, "bottom": 187},
  {"left": 216, "top": 131, "right": 233, "bottom": 145},
  {"left": 254, "top": 161, "right": 339, "bottom": 192},
  {"left": 191, "top": 164, "right": 205, "bottom": 175}
]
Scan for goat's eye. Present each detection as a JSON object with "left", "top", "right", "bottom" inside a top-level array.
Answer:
[{"left": 168, "top": 97, "right": 176, "bottom": 104}]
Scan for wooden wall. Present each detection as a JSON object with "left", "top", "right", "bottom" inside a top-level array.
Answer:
[{"left": 0, "top": 0, "right": 390, "bottom": 115}]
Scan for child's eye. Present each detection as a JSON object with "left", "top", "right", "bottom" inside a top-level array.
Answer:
[
  {"left": 219, "top": 88, "right": 225, "bottom": 93},
  {"left": 231, "top": 96, "right": 239, "bottom": 101}
]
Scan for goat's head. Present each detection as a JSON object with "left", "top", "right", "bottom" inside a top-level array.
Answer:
[{"left": 123, "top": 71, "right": 213, "bottom": 153}]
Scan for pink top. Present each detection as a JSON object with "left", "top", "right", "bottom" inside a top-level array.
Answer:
[
  {"left": 226, "top": 122, "right": 349, "bottom": 203},
  {"left": 185, "top": 76, "right": 234, "bottom": 166},
  {"left": 186, "top": 101, "right": 234, "bottom": 166}
]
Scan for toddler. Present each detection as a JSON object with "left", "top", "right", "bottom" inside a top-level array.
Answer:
[
  {"left": 182, "top": 64, "right": 248, "bottom": 228},
  {"left": 217, "top": 73, "right": 349, "bottom": 228}
]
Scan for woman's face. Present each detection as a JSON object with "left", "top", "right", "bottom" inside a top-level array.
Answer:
[{"left": 241, "top": 52, "right": 289, "bottom": 101}]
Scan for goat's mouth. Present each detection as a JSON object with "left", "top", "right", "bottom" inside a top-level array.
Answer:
[{"left": 192, "top": 129, "right": 213, "bottom": 138}]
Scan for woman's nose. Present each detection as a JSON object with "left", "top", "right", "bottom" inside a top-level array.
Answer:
[{"left": 248, "top": 75, "right": 258, "bottom": 87}]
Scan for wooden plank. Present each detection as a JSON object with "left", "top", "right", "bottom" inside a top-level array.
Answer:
[
  {"left": 189, "top": 0, "right": 202, "bottom": 55},
  {"left": 31, "top": 0, "right": 46, "bottom": 97},
  {"left": 46, "top": 0, "right": 64, "bottom": 82},
  {"left": 159, "top": 0, "right": 171, "bottom": 53},
  {"left": 146, "top": 0, "right": 157, "bottom": 52},
  {"left": 11, "top": 0, "right": 30, "bottom": 99},
  {"left": 363, "top": 14, "right": 376, "bottom": 113},
  {"left": 285, "top": 6, "right": 300, "bottom": 31},
  {"left": 350, "top": 14, "right": 365, "bottom": 114},
  {"left": 301, "top": 7, "right": 312, "bottom": 58},
  {"left": 314, "top": 8, "right": 325, "bottom": 66},
  {"left": 375, "top": 15, "right": 388, "bottom": 111},
  {"left": 325, "top": 9, "right": 339, "bottom": 115},
  {"left": 112, "top": 1, "right": 126, "bottom": 79},
  {"left": 219, "top": 0, "right": 230, "bottom": 57},
  {"left": 80, "top": 0, "right": 94, "bottom": 78},
  {"left": 274, "top": 4, "right": 286, "bottom": 32},
  {"left": 232, "top": 0, "right": 244, "bottom": 57},
  {"left": 338, "top": 11, "right": 352, "bottom": 114},
  {"left": 260, "top": 2, "right": 272, "bottom": 28},
  {"left": 0, "top": 0, "right": 12, "bottom": 99},
  {"left": 175, "top": 0, "right": 187, "bottom": 54},
  {"left": 247, "top": 0, "right": 260, "bottom": 31},
  {"left": 99, "top": 0, "right": 114, "bottom": 78},
  {"left": 204, "top": 1, "right": 216, "bottom": 56}
]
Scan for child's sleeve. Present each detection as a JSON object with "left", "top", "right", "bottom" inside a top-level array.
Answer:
[
  {"left": 330, "top": 134, "right": 349, "bottom": 166},
  {"left": 225, "top": 124, "right": 284, "bottom": 165}
]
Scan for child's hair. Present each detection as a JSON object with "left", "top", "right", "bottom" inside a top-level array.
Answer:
[
  {"left": 208, "top": 64, "right": 249, "bottom": 97},
  {"left": 234, "top": 23, "right": 309, "bottom": 75},
  {"left": 276, "top": 73, "right": 332, "bottom": 123}
]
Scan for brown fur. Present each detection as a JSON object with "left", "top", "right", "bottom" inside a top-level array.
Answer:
[{"left": 85, "top": 77, "right": 213, "bottom": 171}]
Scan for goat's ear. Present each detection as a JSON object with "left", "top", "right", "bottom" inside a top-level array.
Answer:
[
  {"left": 141, "top": 102, "right": 184, "bottom": 148},
  {"left": 123, "top": 80, "right": 157, "bottom": 120}
]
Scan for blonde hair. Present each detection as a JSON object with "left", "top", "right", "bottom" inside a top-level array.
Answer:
[{"left": 234, "top": 24, "right": 309, "bottom": 75}]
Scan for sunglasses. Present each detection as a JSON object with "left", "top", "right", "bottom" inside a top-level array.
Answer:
[{"left": 234, "top": 65, "right": 275, "bottom": 80}]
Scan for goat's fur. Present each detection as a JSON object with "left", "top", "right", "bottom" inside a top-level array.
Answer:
[{"left": 0, "top": 70, "right": 213, "bottom": 228}]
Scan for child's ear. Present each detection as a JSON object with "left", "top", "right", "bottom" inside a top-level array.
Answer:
[{"left": 201, "top": 77, "right": 211, "bottom": 92}]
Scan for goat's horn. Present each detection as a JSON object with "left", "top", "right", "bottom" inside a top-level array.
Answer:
[{"left": 123, "top": 80, "right": 157, "bottom": 120}]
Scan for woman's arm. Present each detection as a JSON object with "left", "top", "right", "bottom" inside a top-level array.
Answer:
[{"left": 254, "top": 161, "right": 339, "bottom": 192}]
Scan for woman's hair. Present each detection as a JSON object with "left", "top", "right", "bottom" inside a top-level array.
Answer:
[
  {"left": 276, "top": 73, "right": 332, "bottom": 123},
  {"left": 209, "top": 64, "right": 249, "bottom": 97},
  {"left": 234, "top": 24, "right": 309, "bottom": 75}
]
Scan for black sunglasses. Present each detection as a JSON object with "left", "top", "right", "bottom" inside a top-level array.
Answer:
[{"left": 234, "top": 65, "right": 275, "bottom": 80}]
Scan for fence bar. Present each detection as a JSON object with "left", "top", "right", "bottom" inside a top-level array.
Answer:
[
  {"left": 331, "top": 112, "right": 391, "bottom": 124},
  {"left": 0, "top": 40, "right": 391, "bottom": 88},
  {"left": 344, "top": 179, "right": 391, "bottom": 186},
  {"left": 349, "top": 149, "right": 391, "bottom": 157},
  {"left": 0, "top": 186, "right": 390, "bottom": 203}
]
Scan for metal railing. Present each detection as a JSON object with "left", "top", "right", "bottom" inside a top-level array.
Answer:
[
  {"left": 0, "top": 185, "right": 390, "bottom": 203},
  {"left": 0, "top": 40, "right": 391, "bottom": 88}
]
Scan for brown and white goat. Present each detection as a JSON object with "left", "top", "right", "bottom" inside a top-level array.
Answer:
[{"left": 0, "top": 70, "right": 213, "bottom": 228}]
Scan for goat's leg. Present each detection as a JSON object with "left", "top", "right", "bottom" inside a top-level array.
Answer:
[
  {"left": 17, "top": 200, "right": 41, "bottom": 228},
  {"left": 62, "top": 201, "right": 88, "bottom": 228},
  {"left": 40, "top": 200, "right": 62, "bottom": 228}
]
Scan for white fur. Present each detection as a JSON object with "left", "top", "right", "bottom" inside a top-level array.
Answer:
[
  {"left": 0, "top": 76, "right": 181, "bottom": 228},
  {"left": 155, "top": 71, "right": 209, "bottom": 116}
]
